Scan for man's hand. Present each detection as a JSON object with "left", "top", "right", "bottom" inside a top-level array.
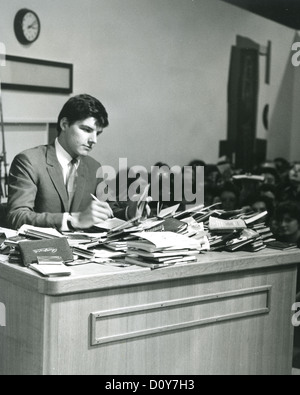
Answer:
[{"left": 71, "top": 200, "right": 113, "bottom": 229}]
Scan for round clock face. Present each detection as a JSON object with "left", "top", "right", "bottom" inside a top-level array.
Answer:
[{"left": 14, "top": 9, "right": 41, "bottom": 44}]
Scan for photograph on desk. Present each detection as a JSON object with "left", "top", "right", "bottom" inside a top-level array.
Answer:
[{"left": 1, "top": 0, "right": 300, "bottom": 377}]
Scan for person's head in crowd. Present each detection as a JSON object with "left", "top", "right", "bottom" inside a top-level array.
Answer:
[
  {"left": 219, "top": 182, "right": 240, "bottom": 211},
  {"left": 274, "top": 201, "right": 300, "bottom": 246},
  {"left": 204, "top": 184, "right": 220, "bottom": 207},
  {"left": 274, "top": 157, "right": 290, "bottom": 184},
  {"left": 256, "top": 161, "right": 280, "bottom": 186},
  {"left": 288, "top": 161, "right": 300, "bottom": 188},
  {"left": 233, "top": 178, "right": 262, "bottom": 208},
  {"left": 250, "top": 195, "right": 273, "bottom": 214},
  {"left": 258, "top": 184, "right": 277, "bottom": 206},
  {"left": 204, "top": 164, "right": 223, "bottom": 187},
  {"left": 217, "top": 159, "right": 233, "bottom": 183},
  {"left": 248, "top": 194, "right": 274, "bottom": 226}
]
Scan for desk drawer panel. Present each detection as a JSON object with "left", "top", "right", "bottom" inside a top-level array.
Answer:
[{"left": 90, "top": 285, "right": 271, "bottom": 346}]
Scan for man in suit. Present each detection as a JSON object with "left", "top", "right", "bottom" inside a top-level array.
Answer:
[{"left": 7, "top": 94, "right": 147, "bottom": 230}]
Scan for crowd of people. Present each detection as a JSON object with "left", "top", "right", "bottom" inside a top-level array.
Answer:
[
  {"left": 199, "top": 157, "right": 300, "bottom": 249},
  {"left": 114, "top": 156, "right": 300, "bottom": 249}
]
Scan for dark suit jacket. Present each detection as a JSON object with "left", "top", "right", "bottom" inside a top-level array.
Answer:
[{"left": 7, "top": 144, "right": 126, "bottom": 230}]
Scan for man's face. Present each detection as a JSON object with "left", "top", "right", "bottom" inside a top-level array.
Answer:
[{"left": 59, "top": 117, "right": 103, "bottom": 158}]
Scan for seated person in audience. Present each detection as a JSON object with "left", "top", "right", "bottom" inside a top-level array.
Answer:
[
  {"left": 233, "top": 176, "right": 262, "bottom": 208},
  {"left": 7, "top": 94, "right": 150, "bottom": 231},
  {"left": 274, "top": 157, "right": 290, "bottom": 185},
  {"left": 279, "top": 161, "right": 300, "bottom": 203},
  {"left": 204, "top": 184, "right": 220, "bottom": 207},
  {"left": 247, "top": 194, "right": 274, "bottom": 227},
  {"left": 216, "top": 158, "right": 234, "bottom": 184},
  {"left": 274, "top": 201, "right": 300, "bottom": 247},
  {"left": 218, "top": 182, "right": 240, "bottom": 211},
  {"left": 258, "top": 184, "right": 278, "bottom": 206},
  {"left": 204, "top": 164, "right": 223, "bottom": 189}
]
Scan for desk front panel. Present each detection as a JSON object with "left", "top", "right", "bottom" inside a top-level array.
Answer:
[{"left": 40, "top": 265, "right": 296, "bottom": 375}]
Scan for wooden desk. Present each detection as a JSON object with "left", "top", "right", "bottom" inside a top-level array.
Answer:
[{"left": 0, "top": 248, "right": 299, "bottom": 375}]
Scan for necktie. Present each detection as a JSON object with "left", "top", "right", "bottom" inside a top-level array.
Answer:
[{"left": 66, "top": 158, "right": 78, "bottom": 211}]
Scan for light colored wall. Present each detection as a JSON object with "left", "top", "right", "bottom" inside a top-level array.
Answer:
[{"left": 0, "top": 0, "right": 298, "bottom": 172}]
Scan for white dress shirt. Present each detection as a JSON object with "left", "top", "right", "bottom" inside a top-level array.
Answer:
[{"left": 55, "top": 138, "right": 80, "bottom": 231}]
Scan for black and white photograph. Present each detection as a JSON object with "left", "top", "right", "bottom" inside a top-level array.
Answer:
[{"left": 0, "top": 0, "right": 300, "bottom": 377}]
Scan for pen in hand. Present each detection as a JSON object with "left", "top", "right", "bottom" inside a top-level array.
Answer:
[{"left": 90, "top": 194, "right": 114, "bottom": 218}]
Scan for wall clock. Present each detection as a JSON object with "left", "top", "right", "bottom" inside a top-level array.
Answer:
[{"left": 14, "top": 9, "right": 41, "bottom": 45}]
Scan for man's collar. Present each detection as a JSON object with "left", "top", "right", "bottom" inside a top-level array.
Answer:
[{"left": 55, "top": 138, "right": 80, "bottom": 168}]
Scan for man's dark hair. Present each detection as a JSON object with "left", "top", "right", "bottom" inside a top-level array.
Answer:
[{"left": 57, "top": 94, "right": 109, "bottom": 134}]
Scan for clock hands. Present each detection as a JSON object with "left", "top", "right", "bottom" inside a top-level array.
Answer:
[{"left": 27, "top": 21, "right": 38, "bottom": 29}]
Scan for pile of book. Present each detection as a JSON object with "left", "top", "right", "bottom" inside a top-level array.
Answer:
[
  {"left": 206, "top": 210, "right": 273, "bottom": 252},
  {"left": 125, "top": 231, "right": 205, "bottom": 269},
  {"left": 1, "top": 200, "right": 299, "bottom": 274}
]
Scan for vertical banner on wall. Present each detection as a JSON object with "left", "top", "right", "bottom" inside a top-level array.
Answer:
[
  {"left": 220, "top": 36, "right": 268, "bottom": 172},
  {"left": 235, "top": 47, "right": 259, "bottom": 171}
]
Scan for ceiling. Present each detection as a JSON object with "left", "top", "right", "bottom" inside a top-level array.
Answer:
[{"left": 221, "top": 0, "right": 300, "bottom": 30}]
